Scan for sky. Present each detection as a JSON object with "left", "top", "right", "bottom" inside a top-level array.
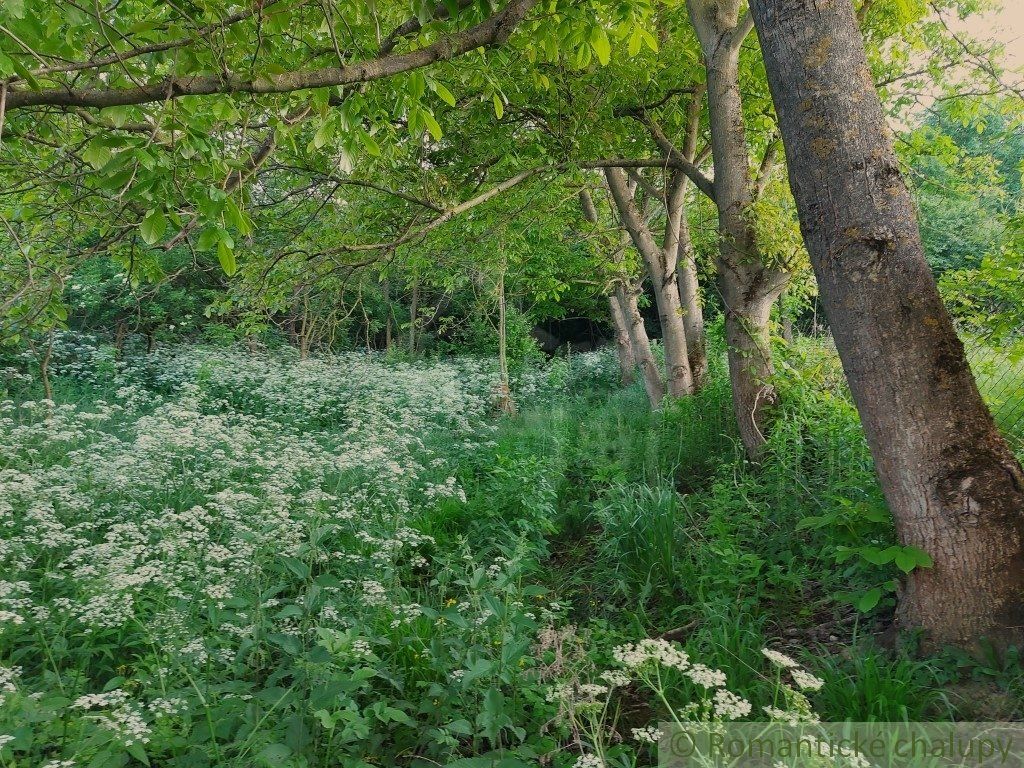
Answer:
[{"left": 956, "top": 4, "right": 1024, "bottom": 71}]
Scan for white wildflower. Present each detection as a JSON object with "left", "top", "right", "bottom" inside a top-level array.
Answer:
[
  {"left": 791, "top": 668, "right": 825, "bottom": 691},
  {"left": 712, "top": 689, "right": 752, "bottom": 719},
  {"left": 762, "top": 648, "right": 800, "bottom": 668},
  {"left": 631, "top": 725, "right": 662, "bottom": 744},
  {"left": 686, "top": 663, "right": 727, "bottom": 688}
]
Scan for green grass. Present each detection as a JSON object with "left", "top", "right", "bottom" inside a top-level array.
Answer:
[{"left": 495, "top": 335, "right": 1022, "bottom": 726}]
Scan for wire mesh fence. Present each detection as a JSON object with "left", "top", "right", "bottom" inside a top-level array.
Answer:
[
  {"left": 960, "top": 333, "right": 1024, "bottom": 451},
  {"left": 797, "top": 326, "right": 1023, "bottom": 453}
]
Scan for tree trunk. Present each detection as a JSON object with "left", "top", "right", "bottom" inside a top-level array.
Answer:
[
  {"left": 677, "top": 212, "right": 708, "bottom": 389},
  {"left": 640, "top": 85, "right": 710, "bottom": 390},
  {"left": 608, "top": 293, "right": 636, "bottom": 386},
  {"left": 382, "top": 279, "right": 393, "bottom": 350},
  {"left": 778, "top": 291, "right": 794, "bottom": 344},
  {"left": 604, "top": 167, "right": 694, "bottom": 398},
  {"left": 494, "top": 269, "right": 516, "bottom": 415},
  {"left": 298, "top": 292, "right": 312, "bottom": 359},
  {"left": 408, "top": 280, "right": 419, "bottom": 355},
  {"left": 40, "top": 330, "right": 53, "bottom": 401},
  {"left": 750, "top": 0, "right": 1024, "bottom": 650},
  {"left": 723, "top": 293, "right": 776, "bottom": 453},
  {"left": 618, "top": 283, "right": 666, "bottom": 407},
  {"left": 688, "top": 0, "right": 789, "bottom": 457},
  {"left": 578, "top": 187, "right": 665, "bottom": 403},
  {"left": 113, "top": 320, "right": 128, "bottom": 355}
]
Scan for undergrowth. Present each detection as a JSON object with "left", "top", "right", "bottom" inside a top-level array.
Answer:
[{"left": 0, "top": 332, "right": 1021, "bottom": 768}]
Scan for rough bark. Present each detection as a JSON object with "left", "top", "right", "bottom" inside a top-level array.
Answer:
[
  {"left": 687, "top": 0, "right": 789, "bottom": 457},
  {"left": 604, "top": 167, "right": 694, "bottom": 398},
  {"left": 750, "top": 0, "right": 1024, "bottom": 649},
  {"left": 608, "top": 293, "right": 637, "bottom": 386}
]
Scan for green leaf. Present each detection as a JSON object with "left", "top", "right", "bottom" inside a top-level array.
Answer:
[
  {"left": 627, "top": 27, "right": 642, "bottom": 57},
  {"left": 421, "top": 110, "right": 443, "bottom": 141},
  {"left": 492, "top": 93, "right": 504, "bottom": 120},
  {"left": 407, "top": 71, "right": 426, "bottom": 100},
  {"left": 359, "top": 131, "right": 381, "bottom": 156},
  {"left": 256, "top": 743, "right": 292, "bottom": 767},
  {"left": 860, "top": 505, "right": 891, "bottom": 523},
  {"left": 212, "top": 99, "right": 239, "bottom": 122},
  {"left": 225, "top": 198, "right": 252, "bottom": 235},
  {"left": 197, "top": 227, "right": 220, "bottom": 250},
  {"left": 894, "top": 546, "right": 933, "bottom": 574},
  {"left": 140, "top": 209, "right": 167, "bottom": 245},
  {"left": 855, "top": 587, "right": 882, "bottom": 612},
  {"left": 447, "top": 718, "right": 474, "bottom": 735},
  {"left": 640, "top": 28, "right": 659, "bottom": 53},
  {"left": 463, "top": 657, "right": 493, "bottom": 683},
  {"left": 275, "top": 604, "right": 304, "bottom": 619},
  {"left": 312, "top": 120, "right": 333, "bottom": 150},
  {"left": 0, "top": 52, "right": 15, "bottom": 78},
  {"left": 280, "top": 556, "right": 310, "bottom": 579},
  {"left": 858, "top": 545, "right": 900, "bottom": 565},
  {"left": 589, "top": 26, "right": 611, "bottom": 66},
  {"left": 217, "top": 237, "right": 237, "bottom": 276},
  {"left": 102, "top": 106, "right": 131, "bottom": 128},
  {"left": 379, "top": 705, "right": 415, "bottom": 726},
  {"left": 127, "top": 742, "right": 151, "bottom": 766},
  {"left": 314, "top": 709, "right": 336, "bottom": 729},
  {"left": 3, "top": 0, "right": 25, "bottom": 19},
  {"left": 433, "top": 82, "right": 457, "bottom": 107},
  {"left": 82, "top": 140, "right": 112, "bottom": 170}
]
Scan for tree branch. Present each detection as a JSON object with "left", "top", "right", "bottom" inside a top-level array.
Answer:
[
  {"left": 378, "top": 0, "right": 476, "bottom": 54},
  {"left": 753, "top": 138, "right": 780, "bottom": 200},
  {"left": 615, "top": 111, "right": 717, "bottom": 201},
  {"left": 6, "top": 0, "right": 537, "bottom": 111},
  {"left": 324, "top": 166, "right": 543, "bottom": 253}
]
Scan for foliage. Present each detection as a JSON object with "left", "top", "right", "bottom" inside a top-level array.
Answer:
[{"left": 904, "top": 96, "right": 1024, "bottom": 274}]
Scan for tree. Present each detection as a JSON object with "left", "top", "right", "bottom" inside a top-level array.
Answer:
[
  {"left": 685, "top": 0, "right": 790, "bottom": 458},
  {"left": 749, "top": 0, "right": 1024, "bottom": 649},
  {"left": 904, "top": 97, "right": 1024, "bottom": 274},
  {"left": 578, "top": 187, "right": 665, "bottom": 403},
  {"left": 603, "top": 166, "right": 695, "bottom": 397}
]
